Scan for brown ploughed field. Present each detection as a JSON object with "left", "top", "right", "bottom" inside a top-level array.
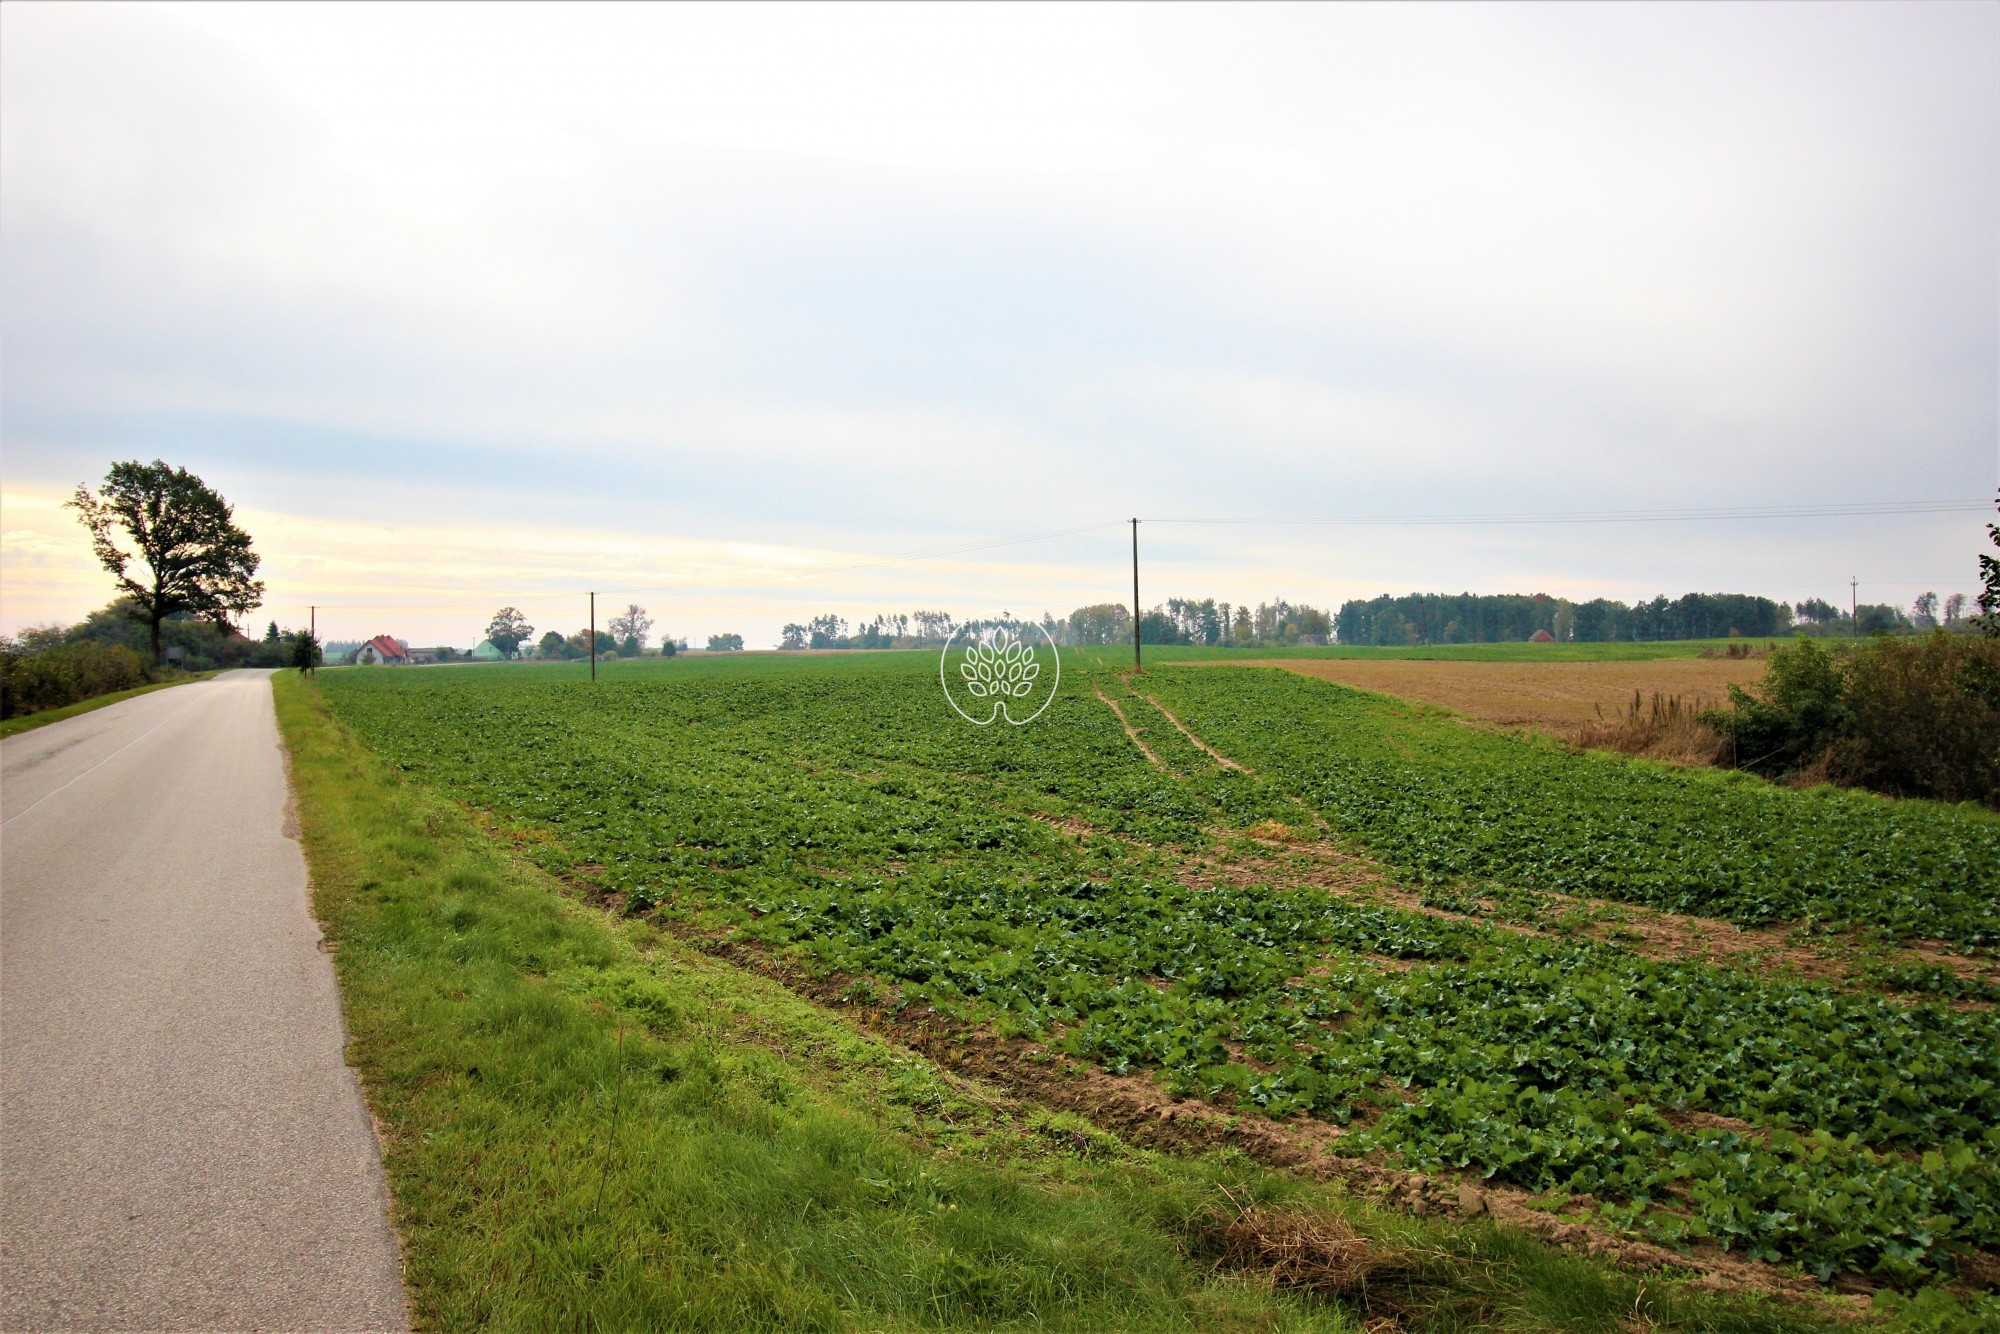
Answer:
[{"left": 1207, "top": 657, "right": 1769, "bottom": 732}]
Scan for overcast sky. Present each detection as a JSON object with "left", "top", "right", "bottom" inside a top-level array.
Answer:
[{"left": 2, "top": 1, "right": 1993, "bottom": 648}]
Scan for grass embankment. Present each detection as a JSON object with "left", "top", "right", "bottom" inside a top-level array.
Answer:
[
  {"left": 0, "top": 671, "right": 218, "bottom": 739},
  {"left": 275, "top": 672, "right": 1840, "bottom": 1332}
]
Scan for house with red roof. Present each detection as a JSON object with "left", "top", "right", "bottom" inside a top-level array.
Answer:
[{"left": 350, "top": 635, "right": 410, "bottom": 665}]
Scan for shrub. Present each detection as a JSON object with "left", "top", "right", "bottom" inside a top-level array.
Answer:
[
  {"left": 1829, "top": 632, "right": 2000, "bottom": 805},
  {"left": 1703, "top": 637, "right": 1850, "bottom": 774},
  {"left": 1705, "top": 633, "right": 2000, "bottom": 807},
  {"left": 0, "top": 639, "right": 151, "bottom": 719},
  {"left": 64, "top": 596, "right": 283, "bottom": 669}
]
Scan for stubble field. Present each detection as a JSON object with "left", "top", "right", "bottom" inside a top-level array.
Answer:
[{"left": 1194, "top": 656, "right": 1770, "bottom": 733}]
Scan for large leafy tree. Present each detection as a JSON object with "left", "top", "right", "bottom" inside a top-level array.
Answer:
[
  {"left": 606, "top": 603, "right": 652, "bottom": 648},
  {"left": 68, "top": 460, "right": 263, "bottom": 665},
  {"left": 485, "top": 606, "right": 534, "bottom": 658}
]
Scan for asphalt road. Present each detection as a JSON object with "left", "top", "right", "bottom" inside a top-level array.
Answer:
[{"left": 1, "top": 670, "right": 407, "bottom": 1331}]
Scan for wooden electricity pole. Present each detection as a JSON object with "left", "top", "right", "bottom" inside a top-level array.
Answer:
[
  {"left": 590, "top": 591, "right": 597, "bottom": 680},
  {"left": 1850, "top": 576, "right": 1858, "bottom": 637},
  {"left": 1131, "top": 517, "right": 1142, "bottom": 672}
]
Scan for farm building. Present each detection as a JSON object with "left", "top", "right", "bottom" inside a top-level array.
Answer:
[
  {"left": 1527, "top": 629, "right": 1556, "bottom": 643},
  {"left": 350, "top": 635, "right": 411, "bottom": 665},
  {"left": 471, "top": 639, "right": 508, "bottom": 661}
]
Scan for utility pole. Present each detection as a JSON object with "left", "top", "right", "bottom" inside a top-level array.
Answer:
[
  {"left": 1850, "top": 576, "right": 1858, "bottom": 636},
  {"left": 589, "top": 591, "right": 597, "bottom": 680},
  {"left": 1131, "top": 518, "right": 1142, "bottom": 672}
]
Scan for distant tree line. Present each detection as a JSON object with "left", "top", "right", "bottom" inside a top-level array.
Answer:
[
  {"left": 528, "top": 627, "right": 687, "bottom": 660},
  {"left": 762, "top": 600, "right": 1334, "bottom": 650},
  {"left": 776, "top": 611, "right": 966, "bottom": 650},
  {"left": 1335, "top": 591, "right": 1781, "bottom": 646},
  {"left": 1333, "top": 589, "right": 1978, "bottom": 647},
  {"left": 1101, "top": 598, "right": 1334, "bottom": 647},
  {"left": 775, "top": 588, "right": 1975, "bottom": 652},
  {"left": 473, "top": 604, "right": 686, "bottom": 661}
]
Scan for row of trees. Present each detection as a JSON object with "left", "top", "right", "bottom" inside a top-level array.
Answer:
[
  {"left": 1794, "top": 593, "right": 1980, "bottom": 637},
  {"left": 474, "top": 493, "right": 2000, "bottom": 658},
  {"left": 1067, "top": 598, "right": 1335, "bottom": 647},
  {"left": 1338, "top": 589, "right": 1987, "bottom": 648},
  {"left": 1334, "top": 591, "right": 1797, "bottom": 646},
  {"left": 25, "top": 599, "right": 314, "bottom": 670},
  {"left": 765, "top": 600, "right": 1334, "bottom": 650},
  {"left": 479, "top": 585, "right": 1983, "bottom": 659},
  {"left": 776, "top": 611, "right": 962, "bottom": 649},
  {"left": 482, "top": 605, "right": 685, "bottom": 660},
  {"left": 528, "top": 628, "right": 687, "bottom": 660},
  {"left": 776, "top": 611, "right": 964, "bottom": 650}
]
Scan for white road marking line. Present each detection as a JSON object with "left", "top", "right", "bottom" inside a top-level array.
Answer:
[{"left": 1, "top": 704, "right": 199, "bottom": 830}]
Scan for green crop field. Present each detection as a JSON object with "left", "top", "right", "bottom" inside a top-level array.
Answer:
[{"left": 317, "top": 651, "right": 2000, "bottom": 1304}]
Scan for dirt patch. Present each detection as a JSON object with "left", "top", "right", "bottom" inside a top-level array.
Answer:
[
  {"left": 1192, "top": 658, "right": 1767, "bottom": 734},
  {"left": 1095, "top": 682, "right": 1167, "bottom": 772},
  {"left": 1659, "top": 1109, "right": 1766, "bottom": 1138},
  {"left": 1027, "top": 811, "right": 1106, "bottom": 840}
]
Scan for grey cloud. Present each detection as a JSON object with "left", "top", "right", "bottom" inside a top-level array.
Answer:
[{"left": 1, "top": 2, "right": 1991, "bottom": 639}]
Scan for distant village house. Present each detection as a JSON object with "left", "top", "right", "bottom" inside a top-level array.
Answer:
[{"left": 350, "top": 635, "right": 411, "bottom": 666}]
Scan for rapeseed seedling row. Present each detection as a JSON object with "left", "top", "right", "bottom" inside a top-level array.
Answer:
[{"left": 1141, "top": 667, "right": 1999, "bottom": 945}]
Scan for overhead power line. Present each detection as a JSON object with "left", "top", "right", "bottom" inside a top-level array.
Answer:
[
  {"left": 282, "top": 497, "right": 1985, "bottom": 623},
  {"left": 592, "top": 521, "right": 1126, "bottom": 600},
  {"left": 287, "top": 521, "right": 1128, "bottom": 615},
  {"left": 1141, "top": 500, "right": 1985, "bottom": 527}
]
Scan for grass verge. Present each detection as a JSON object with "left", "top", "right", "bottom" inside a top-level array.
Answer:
[
  {"left": 275, "top": 671, "right": 1857, "bottom": 1332},
  {"left": 0, "top": 671, "right": 219, "bottom": 739}
]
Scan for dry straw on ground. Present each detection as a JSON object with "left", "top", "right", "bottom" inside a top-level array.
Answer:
[{"left": 1572, "top": 690, "right": 1726, "bottom": 765}]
